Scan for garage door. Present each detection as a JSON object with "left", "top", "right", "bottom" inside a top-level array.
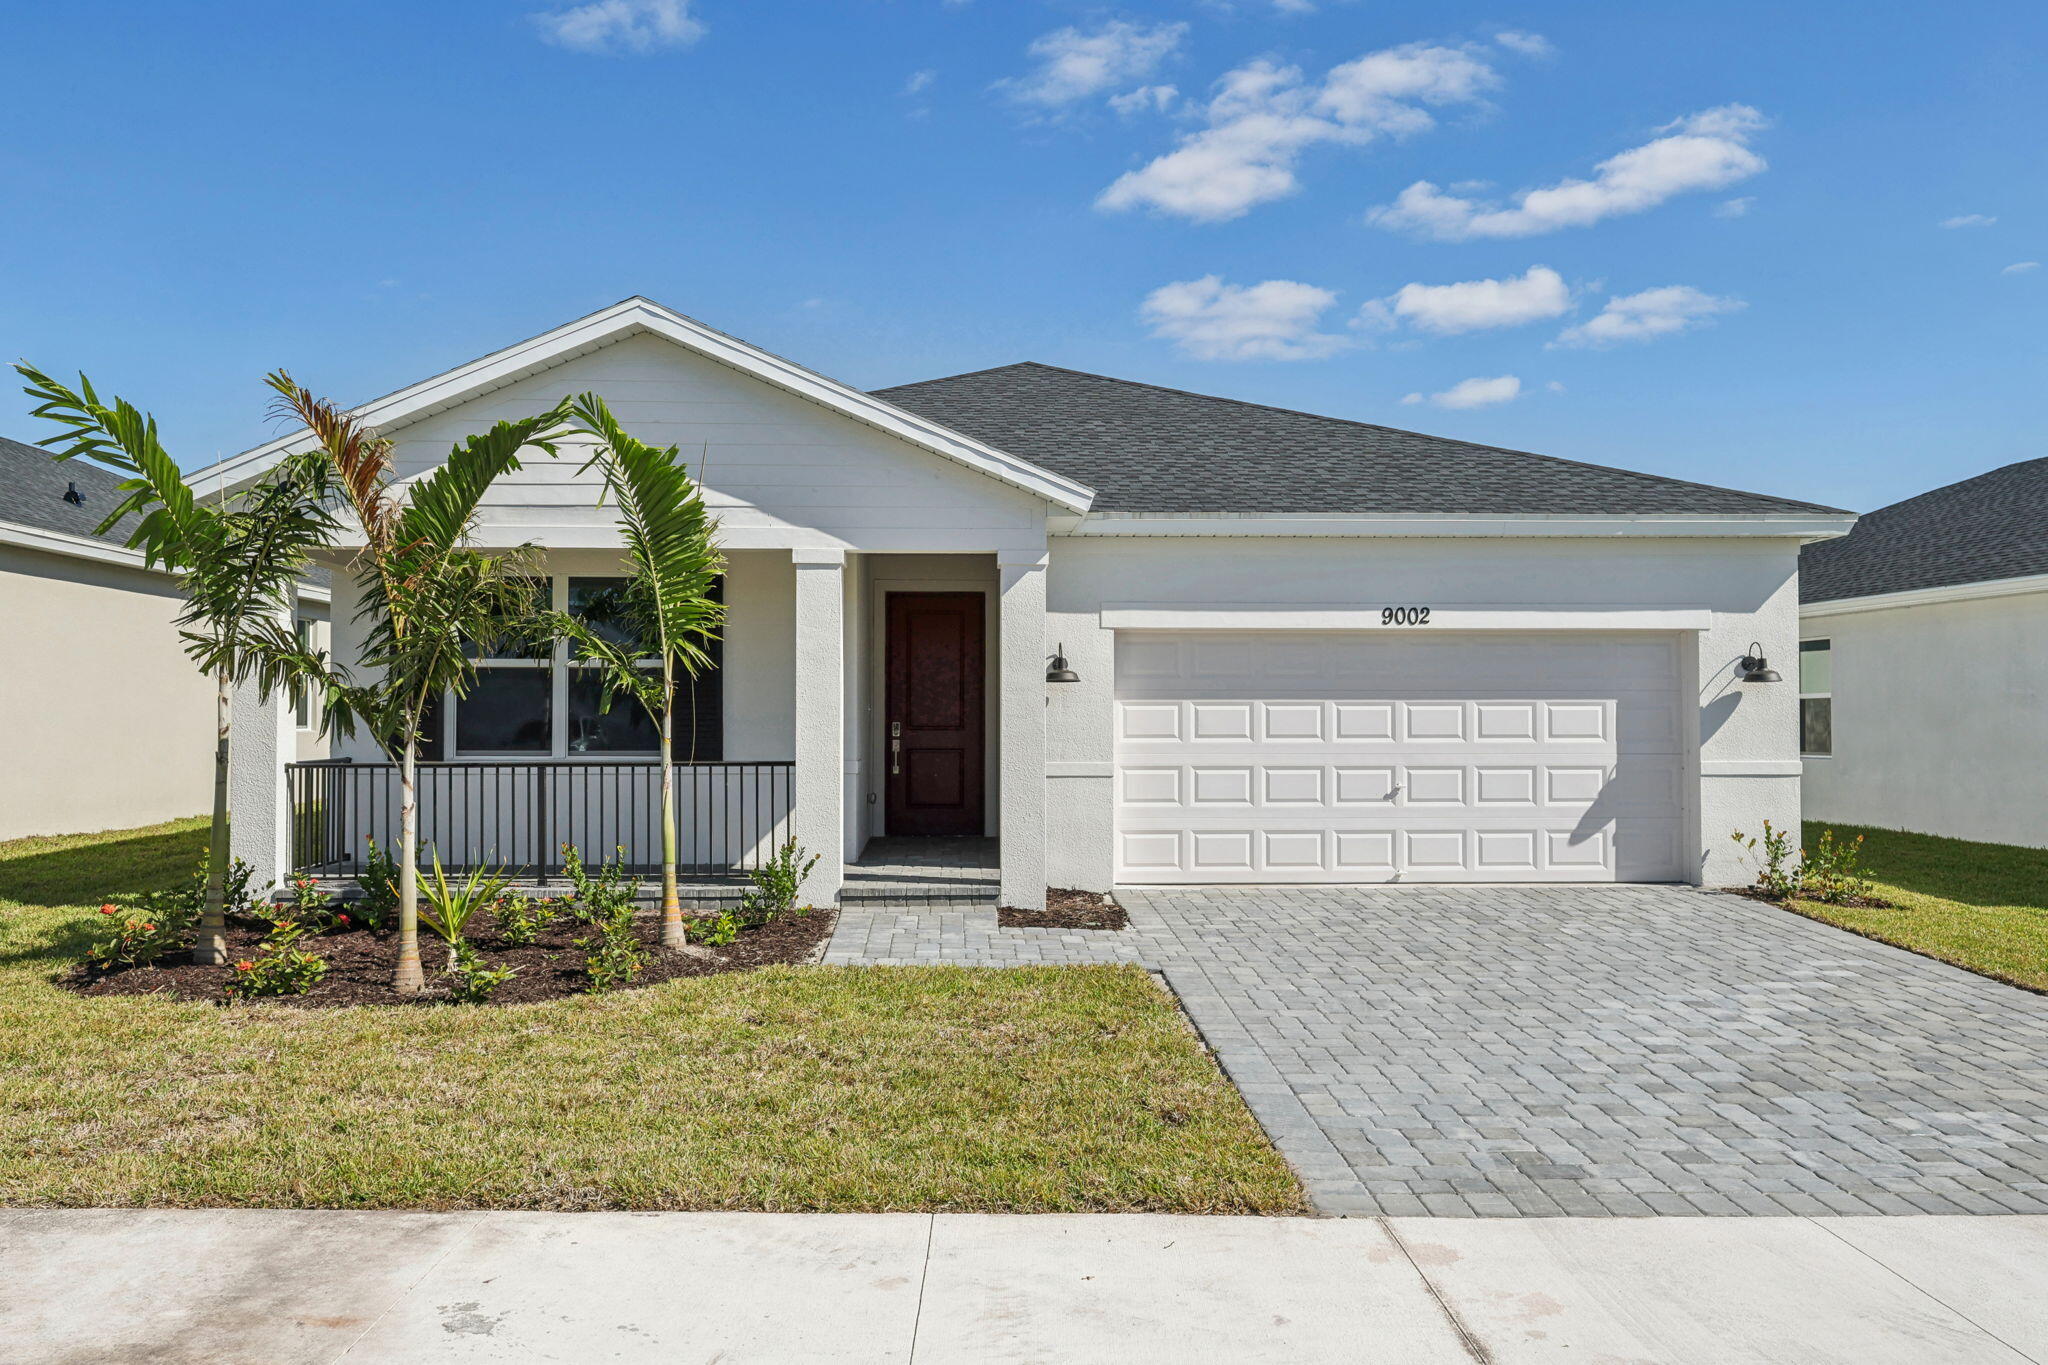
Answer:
[{"left": 1114, "top": 632, "right": 1685, "bottom": 884}]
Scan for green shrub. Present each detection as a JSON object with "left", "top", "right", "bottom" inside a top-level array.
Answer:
[
  {"left": 224, "top": 918, "right": 328, "bottom": 999},
  {"left": 355, "top": 837, "right": 400, "bottom": 931},
  {"left": 575, "top": 897, "right": 646, "bottom": 993},
  {"left": 736, "top": 839, "right": 818, "bottom": 929},
  {"left": 561, "top": 843, "right": 637, "bottom": 925},
  {"left": 445, "top": 940, "right": 519, "bottom": 1004},
  {"left": 1802, "top": 828, "right": 1874, "bottom": 904},
  {"left": 492, "top": 890, "right": 555, "bottom": 946},
  {"left": 1732, "top": 820, "right": 1801, "bottom": 899},
  {"left": 687, "top": 909, "right": 740, "bottom": 947}
]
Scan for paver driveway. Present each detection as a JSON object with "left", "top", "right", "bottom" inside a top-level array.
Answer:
[{"left": 827, "top": 885, "right": 2048, "bottom": 1217}]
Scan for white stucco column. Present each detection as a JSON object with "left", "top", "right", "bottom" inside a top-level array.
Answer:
[
  {"left": 228, "top": 668, "right": 295, "bottom": 896},
  {"left": 997, "top": 551, "right": 1049, "bottom": 910},
  {"left": 792, "top": 548, "right": 846, "bottom": 905}
]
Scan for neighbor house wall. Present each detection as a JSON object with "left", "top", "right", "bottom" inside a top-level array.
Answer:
[
  {"left": 1042, "top": 534, "right": 1807, "bottom": 890},
  {"left": 1801, "top": 587, "right": 2048, "bottom": 849},
  {"left": 0, "top": 543, "right": 213, "bottom": 840}
]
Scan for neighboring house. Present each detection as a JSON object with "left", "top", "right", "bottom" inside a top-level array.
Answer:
[
  {"left": 197, "top": 298, "right": 1853, "bottom": 906},
  {"left": 0, "top": 436, "right": 330, "bottom": 842},
  {"left": 1799, "top": 458, "right": 2048, "bottom": 849}
]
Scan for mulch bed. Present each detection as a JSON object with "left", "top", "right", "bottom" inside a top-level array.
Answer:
[
  {"left": 998, "top": 888, "right": 1128, "bottom": 931},
  {"left": 1726, "top": 887, "right": 1893, "bottom": 910},
  {"left": 64, "top": 907, "right": 838, "bottom": 1008}
]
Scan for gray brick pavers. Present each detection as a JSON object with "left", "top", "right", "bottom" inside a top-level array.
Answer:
[{"left": 825, "top": 884, "right": 2048, "bottom": 1217}]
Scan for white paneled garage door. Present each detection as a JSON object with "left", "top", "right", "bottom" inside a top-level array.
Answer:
[{"left": 1114, "top": 632, "right": 1685, "bottom": 884}]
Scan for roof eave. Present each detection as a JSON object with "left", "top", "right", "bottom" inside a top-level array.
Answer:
[
  {"left": 1802, "top": 569, "right": 2048, "bottom": 616},
  {"left": 1058, "top": 511, "right": 1858, "bottom": 540}
]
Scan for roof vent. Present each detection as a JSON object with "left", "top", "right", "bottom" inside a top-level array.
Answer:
[{"left": 62, "top": 481, "right": 85, "bottom": 507}]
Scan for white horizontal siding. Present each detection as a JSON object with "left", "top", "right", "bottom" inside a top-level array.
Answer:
[{"left": 384, "top": 334, "right": 1048, "bottom": 551}]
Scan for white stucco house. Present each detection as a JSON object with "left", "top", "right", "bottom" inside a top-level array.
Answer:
[
  {"left": 1800, "top": 457, "right": 2048, "bottom": 849},
  {"left": 197, "top": 298, "right": 1853, "bottom": 907},
  {"left": 0, "top": 436, "right": 329, "bottom": 841}
]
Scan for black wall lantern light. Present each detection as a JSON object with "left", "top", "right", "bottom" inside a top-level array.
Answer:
[
  {"left": 1046, "top": 645, "right": 1080, "bottom": 684},
  {"left": 1738, "top": 642, "right": 1782, "bottom": 683}
]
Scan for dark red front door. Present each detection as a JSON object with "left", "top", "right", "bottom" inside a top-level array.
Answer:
[{"left": 885, "top": 592, "right": 986, "bottom": 836}]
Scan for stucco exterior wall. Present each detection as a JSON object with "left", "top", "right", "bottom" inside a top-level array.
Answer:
[
  {"left": 1801, "top": 588, "right": 2048, "bottom": 848},
  {"left": 1042, "top": 534, "right": 1807, "bottom": 890},
  {"left": 0, "top": 543, "right": 213, "bottom": 840}
]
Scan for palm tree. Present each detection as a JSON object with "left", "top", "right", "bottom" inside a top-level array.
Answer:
[
  {"left": 542, "top": 393, "right": 723, "bottom": 949},
  {"left": 17, "top": 364, "right": 335, "bottom": 964},
  {"left": 268, "top": 373, "right": 571, "bottom": 993}
]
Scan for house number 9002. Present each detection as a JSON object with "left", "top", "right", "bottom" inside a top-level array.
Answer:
[{"left": 1381, "top": 606, "right": 1432, "bottom": 625}]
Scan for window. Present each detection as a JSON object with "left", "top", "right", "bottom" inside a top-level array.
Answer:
[
  {"left": 445, "top": 574, "right": 722, "bottom": 760},
  {"left": 292, "top": 618, "right": 323, "bottom": 730},
  {"left": 1799, "top": 638, "right": 1832, "bottom": 757}
]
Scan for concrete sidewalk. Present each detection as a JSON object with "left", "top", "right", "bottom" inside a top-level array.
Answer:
[{"left": 5, "top": 1211, "right": 2047, "bottom": 1363}]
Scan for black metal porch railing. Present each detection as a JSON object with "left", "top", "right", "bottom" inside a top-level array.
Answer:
[{"left": 287, "top": 759, "right": 796, "bottom": 881}]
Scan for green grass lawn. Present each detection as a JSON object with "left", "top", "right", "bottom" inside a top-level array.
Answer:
[
  {"left": 0, "top": 819, "right": 1302, "bottom": 1214},
  {"left": 1791, "top": 822, "right": 2048, "bottom": 992}
]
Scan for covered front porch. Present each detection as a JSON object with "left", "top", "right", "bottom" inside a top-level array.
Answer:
[{"left": 235, "top": 547, "right": 1049, "bottom": 908}]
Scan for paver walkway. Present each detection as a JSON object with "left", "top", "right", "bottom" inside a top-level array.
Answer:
[{"left": 827, "top": 885, "right": 2048, "bottom": 1218}]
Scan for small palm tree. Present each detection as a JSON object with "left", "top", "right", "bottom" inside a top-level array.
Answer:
[
  {"left": 17, "top": 364, "right": 335, "bottom": 964},
  {"left": 542, "top": 393, "right": 723, "bottom": 949},
  {"left": 269, "top": 373, "right": 570, "bottom": 993}
]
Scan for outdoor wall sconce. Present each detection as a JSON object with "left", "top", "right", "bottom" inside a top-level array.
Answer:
[
  {"left": 1738, "top": 642, "right": 1782, "bottom": 683},
  {"left": 1046, "top": 645, "right": 1080, "bottom": 684}
]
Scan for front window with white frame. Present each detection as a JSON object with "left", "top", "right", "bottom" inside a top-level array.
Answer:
[
  {"left": 1799, "top": 638, "right": 1832, "bottom": 757},
  {"left": 448, "top": 575, "right": 722, "bottom": 760},
  {"left": 292, "top": 617, "right": 325, "bottom": 731}
]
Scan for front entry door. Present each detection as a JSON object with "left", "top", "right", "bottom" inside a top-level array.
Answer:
[{"left": 885, "top": 592, "right": 986, "bottom": 836}]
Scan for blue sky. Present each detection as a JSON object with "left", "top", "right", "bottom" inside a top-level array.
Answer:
[{"left": 2, "top": 0, "right": 2041, "bottom": 510}]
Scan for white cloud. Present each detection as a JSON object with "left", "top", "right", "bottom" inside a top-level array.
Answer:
[
  {"left": 1493, "top": 30, "right": 1554, "bottom": 58},
  {"left": 1273, "top": 0, "right": 1317, "bottom": 13},
  {"left": 1545, "top": 380, "right": 1566, "bottom": 393},
  {"left": 1941, "top": 214, "right": 1997, "bottom": 229},
  {"left": 1715, "top": 196, "right": 1754, "bottom": 218},
  {"left": 1141, "top": 275, "right": 1349, "bottom": 360},
  {"left": 1369, "top": 265, "right": 1571, "bottom": 335},
  {"left": 532, "top": 0, "right": 703, "bottom": 54},
  {"left": 1410, "top": 375, "right": 1522, "bottom": 409},
  {"left": 903, "top": 69, "right": 936, "bottom": 96},
  {"left": 1369, "top": 104, "right": 1768, "bottom": 240},
  {"left": 1099, "top": 42, "right": 1500, "bottom": 223},
  {"left": 2004, "top": 261, "right": 2041, "bottom": 275},
  {"left": 1109, "top": 84, "right": 1178, "bottom": 116},
  {"left": 1000, "top": 20, "right": 1187, "bottom": 107},
  {"left": 1552, "top": 285, "right": 1743, "bottom": 347}
]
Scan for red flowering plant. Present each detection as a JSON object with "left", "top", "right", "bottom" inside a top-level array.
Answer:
[
  {"left": 222, "top": 917, "right": 329, "bottom": 1000},
  {"left": 84, "top": 899, "right": 197, "bottom": 972}
]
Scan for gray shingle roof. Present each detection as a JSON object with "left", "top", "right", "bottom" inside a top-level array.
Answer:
[
  {"left": 0, "top": 435, "right": 331, "bottom": 591},
  {"left": 0, "top": 434, "right": 142, "bottom": 545},
  {"left": 873, "top": 362, "right": 1844, "bottom": 517},
  {"left": 1801, "top": 456, "right": 2048, "bottom": 603}
]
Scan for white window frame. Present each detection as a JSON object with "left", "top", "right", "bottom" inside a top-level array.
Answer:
[
  {"left": 446, "top": 574, "right": 663, "bottom": 761},
  {"left": 1799, "top": 637, "right": 1832, "bottom": 758},
  {"left": 292, "top": 617, "right": 323, "bottom": 731}
]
